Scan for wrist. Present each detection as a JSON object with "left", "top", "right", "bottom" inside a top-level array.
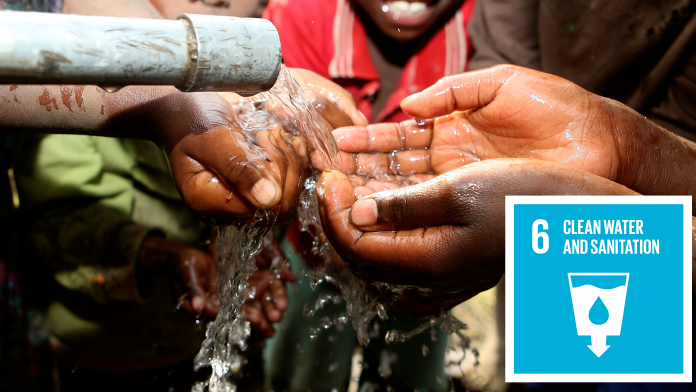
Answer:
[{"left": 611, "top": 100, "right": 696, "bottom": 198}]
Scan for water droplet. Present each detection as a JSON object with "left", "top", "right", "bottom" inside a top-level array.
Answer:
[{"left": 589, "top": 296, "right": 609, "bottom": 325}]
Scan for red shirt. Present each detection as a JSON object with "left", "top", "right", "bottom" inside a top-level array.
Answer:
[{"left": 264, "top": 0, "right": 475, "bottom": 123}]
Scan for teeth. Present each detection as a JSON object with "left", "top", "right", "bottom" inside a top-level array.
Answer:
[{"left": 386, "top": 1, "right": 428, "bottom": 17}]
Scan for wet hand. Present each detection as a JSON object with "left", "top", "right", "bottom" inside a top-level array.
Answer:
[
  {"left": 243, "top": 242, "right": 297, "bottom": 338},
  {"left": 289, "top": 68, "right": 369, "bottom": 130},
  {"left": 335, "top": 65, "right": 630, "bottom": 189},
  {"left": 151, "top": 91, "right": 309, "bottom": 225},
  {"left": 317, "top": 159, "right": 638, "bottom": 306}
]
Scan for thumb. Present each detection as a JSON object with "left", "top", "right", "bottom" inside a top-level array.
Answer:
[
  {"left": 348, "top": 174, "right": 464, "bottom": 231},
  {"left": 316, "top": 170, "right": 360, "bottom": 251},
  {"left": 400, "top": 65, "right": 521, "bottom": 118}
]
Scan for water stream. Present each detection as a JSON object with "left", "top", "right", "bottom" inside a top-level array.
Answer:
[{"left": 192, "top": 66, "right": 472, "bottom": 391}]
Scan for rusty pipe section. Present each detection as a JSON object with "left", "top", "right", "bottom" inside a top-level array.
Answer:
[{"left": 0, "top": 11, "right": 282, "bottom": 94}]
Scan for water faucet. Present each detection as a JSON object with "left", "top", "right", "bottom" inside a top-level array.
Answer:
[{"left": 0, "top": 11, "right": 282, "bottom": 95}]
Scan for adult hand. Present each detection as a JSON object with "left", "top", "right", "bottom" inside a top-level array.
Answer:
[
  {"left": 138, "top": 236, "right": 219, "bottom": 318},
  {"left": 335, "top": 65, "right": 696, "bottom": 202},
  {"left": 244, "top": 243, "right": 297, "bottom": 338},
  {"left": 318, "top": 159, "right": 639, "bottom": 307}
]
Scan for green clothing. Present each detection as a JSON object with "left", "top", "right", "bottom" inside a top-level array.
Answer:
[
  {"left": 14, "top": 134, "right": 207, "bottom": 370},
  {"left": 264, "top": 238, "right": 450, "bottom": 392}
]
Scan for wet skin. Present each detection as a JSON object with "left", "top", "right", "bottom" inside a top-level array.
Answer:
[
  {"left": 0, "top": 69, "right": 362, "bottom": 224},
  {"left": 137, "top": 234, "right": 295, "bottom": 337},
  {"left": 318, "top": 160, "right": 640, "bottom": 309},
  {"left": 336, "top": 65, "right": 696, "bottom": 209},
  {"left": 319, "top": 65, "right": 696, "bottom": 309}
]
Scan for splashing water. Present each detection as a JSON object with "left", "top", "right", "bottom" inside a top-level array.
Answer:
[
  {"left": 192, "top": 66, "right": 341, "bottom": 392},
  {"left": 193, "top": 66, "right": 473, "bottom": 391}
]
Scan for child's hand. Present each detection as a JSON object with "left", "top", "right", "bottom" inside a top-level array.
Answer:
[
  {"left": 138, "top": 237, "right": 219, "bottom": 318},
  {"left": 243, "top": 243, "right": 296, "bottom": 338},
  {"left": 150, "top": 91, "right": 310, "bottom": 225}
]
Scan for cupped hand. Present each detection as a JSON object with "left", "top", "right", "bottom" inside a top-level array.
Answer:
[
  {"left": 243, "top": 242, "right": 297, "bottom": 338},
  {"left": 317, "top": 159, "right": 639, "bottom": 306},
  {"left": 334, "top": 65, "right": 638, "bottom": 192}
]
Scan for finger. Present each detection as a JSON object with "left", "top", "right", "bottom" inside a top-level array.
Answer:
[
  {"left": 317, "top": 170, "right": 437, "bottom": 285},
  {"left": 289, "top": 67, "right": 368, "bottom": 127},
  {"left": 271, "top": 131, "right": 306, "bottom": 216},
  {"left": 316, "top": 169, "right": 359, "bottom": 254},
  {"left": 261, "top": 289, "right": 282, "bottom": 323},
  {"left": 193, "top": 126, "right": 281, "bottom": 208},
  {"left": 400, "top": 65, "right": 521, "bottom": 118},
  {"left": 357, "top": 150, "right": 433, "bottom": 176},
  {"left": 244, "top": 302, "right": 275, "bottom": 337},
  {"left": 348, "top": 173, "right": 464, "bottom": 231},
  {"left": 279, "top": 264, "right": 296, "bottom": 282},
  {"left": 306, "top": 90, "right": 355, "bottom": 130},
  {"left": 172, "top": 126, "right": 281, "bottom": 221},
  {"left": 248, "top": 273, "right": 271, "bottom": 296},
  {"left": 270, "top": 279, "right": 289, "bottom": 311},
  {"left": 333, "top": 120, "right": 433, "bottom": 153},
  {"left": 252, "top": 301, "right": 275, "bottom": 337}
]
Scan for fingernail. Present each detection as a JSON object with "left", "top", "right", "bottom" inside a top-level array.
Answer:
[
  {"left": 350, "top": 199, "right": 378, "bottom": 226},
  {"left": 192, "top": 296, "right": 205, "bottom": 312},
  {"left": 251, "top": 178, "right": 278, "bottom": 206}
]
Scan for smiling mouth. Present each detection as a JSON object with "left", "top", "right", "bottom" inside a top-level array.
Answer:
[
  {"left": 385, "top": 1, "right": 429, "bottom": 17},
  {"left": 378, "top": 0, "right": 436, "bottom": 28}
]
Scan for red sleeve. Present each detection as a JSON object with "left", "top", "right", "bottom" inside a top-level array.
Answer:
[{"left": 263, "top": 0, "right": 336, "bottom": 79}]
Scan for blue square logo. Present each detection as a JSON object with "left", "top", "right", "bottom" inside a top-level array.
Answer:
[{"left": 506, "top": 196, "right": 692, "bottom": 383}]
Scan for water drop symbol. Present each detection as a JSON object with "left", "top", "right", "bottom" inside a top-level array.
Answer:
[{"left": 588, "top": 296, "right": 609, "bottom": 325}]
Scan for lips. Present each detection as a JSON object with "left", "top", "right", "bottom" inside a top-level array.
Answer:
[{"left": 379, "top": 0, "right": 435, "bottom": 28}]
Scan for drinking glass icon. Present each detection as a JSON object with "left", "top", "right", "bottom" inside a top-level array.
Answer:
[{"left": 568, "top": 273, "right": 630, "bottom": 357}]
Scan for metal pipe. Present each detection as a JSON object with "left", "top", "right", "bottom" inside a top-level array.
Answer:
[{"left": 0, "top": 11, "right": 282, "bottom": 94}]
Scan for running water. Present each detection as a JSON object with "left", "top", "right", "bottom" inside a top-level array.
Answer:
[
  {"left": 192, "top": 66, "right": 341, "bottom": 392},
  {"left": 193, "top": 66, "right": 471, "bottom": 391}
]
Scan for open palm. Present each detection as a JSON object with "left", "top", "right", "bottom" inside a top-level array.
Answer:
[{"left": 334, "top": 65, "right": 623, "bottom": 195}]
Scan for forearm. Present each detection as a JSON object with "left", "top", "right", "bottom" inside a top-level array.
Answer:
[
  {"left": 610, "top": 99, "right": 696, "bottom": 210},
  {"left": 0, "top": 84, "right": 180, "bottom": 139}
]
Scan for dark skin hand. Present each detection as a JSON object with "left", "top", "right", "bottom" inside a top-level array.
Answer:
[
  {"left": 1, "top": 70, "right": 363, "bottom": 223},
  {"left": 244, "top": 243, "right": 297, "bottom": 338},
  {"left": 317, "top": 159, "right": 641, "bottom": 308},
  {"left": 394, "top": 65, "right": 696, "bottom": 210},
  {"left": 325, "top": 65, "right": 696, "bottom": 309},
  {"left": 138, "top": 235, "right": 295, "bottom": 337},
  {"left": 0, "top": 83, "right": 312, "bottom": 224}
]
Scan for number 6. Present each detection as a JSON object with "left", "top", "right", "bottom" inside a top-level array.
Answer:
[{"left": 532, "top": 219, "right": 549, "bottom": 254}]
